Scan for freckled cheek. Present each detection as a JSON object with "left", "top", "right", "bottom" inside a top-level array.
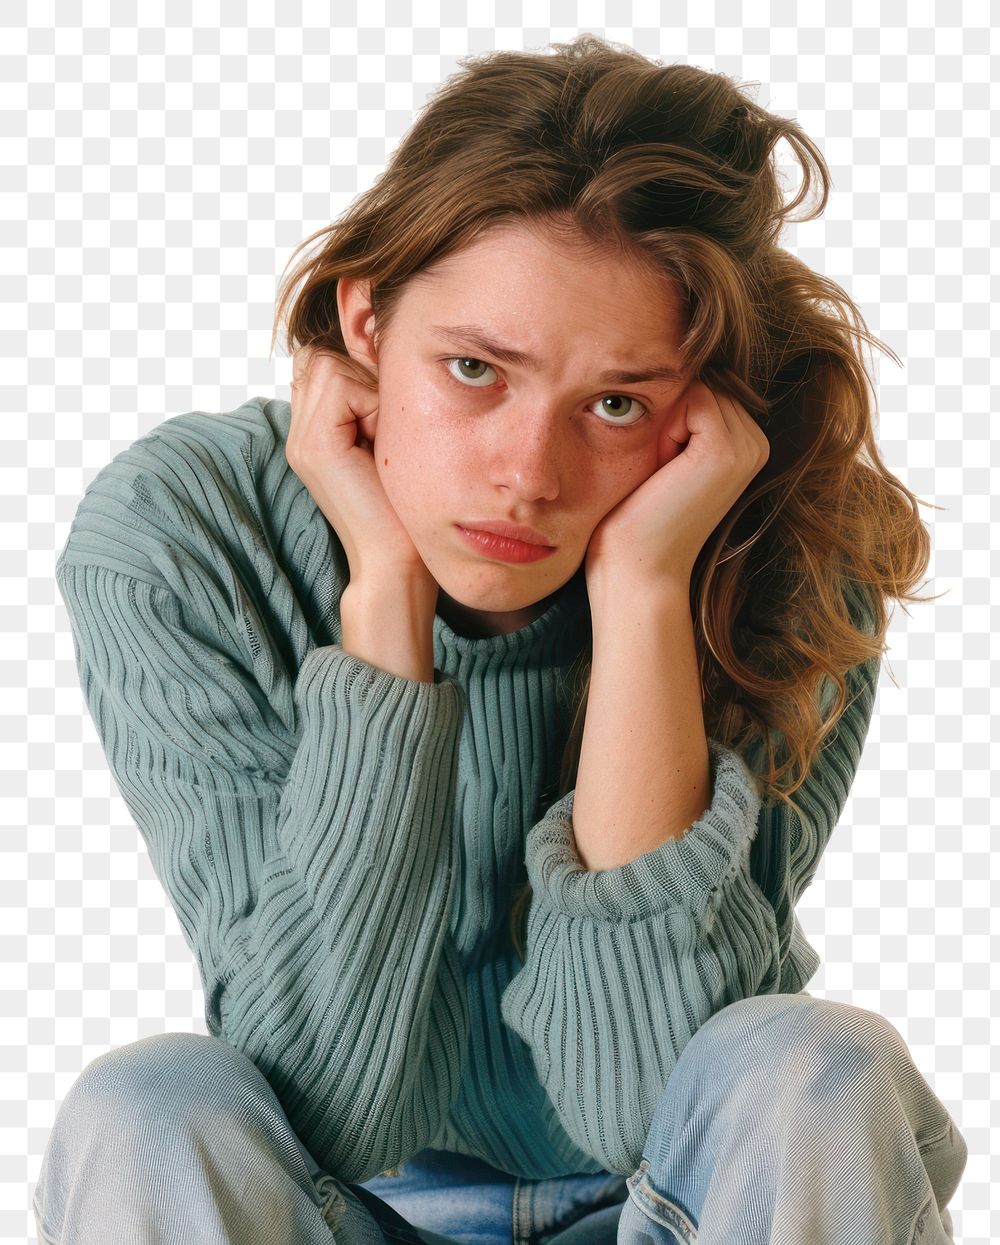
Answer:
[
  {"left": 605, "top": 434, "right": 658, "bottom": 480},
  {"left": 400, "top": 391, "right": 477, "bottom": 465},
  {"left": 630, "top": 432, "right": 665, "bottom": 478},
  {"left": 588, "top": 448, "right": 656, "bottom": 516},
  {"left": 373, "top": 389, "right": 467, "bottom": 511}
]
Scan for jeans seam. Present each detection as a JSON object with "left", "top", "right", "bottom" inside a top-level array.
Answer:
[
  {"left": 31, "top": 1194, "right": 60, "bottom": 1245},
  {"left": 626, "top": 1161, "right": 698, "bottom": 1244},
  {"left": 313, "top": 1173, "right": 348, "bottom": 1229},
  {"left": 512, "top": 1174, "right": 535, "bottom": 1245},
  {"left": 908, "top": 1192, "right": 935, "bottom": 1244}
]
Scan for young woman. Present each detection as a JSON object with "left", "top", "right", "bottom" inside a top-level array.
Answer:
[{"left": 34, "top": 34, "right": 966, "bottom": 1245}]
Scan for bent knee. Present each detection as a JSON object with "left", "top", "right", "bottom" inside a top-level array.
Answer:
[
  {"left": 61, "top": 1031, "right": 268, "bottom": 1129},
  {"left": 685, "top": 992, "right": 903, "bottom": 1083}
]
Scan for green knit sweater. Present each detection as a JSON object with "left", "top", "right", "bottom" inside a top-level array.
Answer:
[{"left": 54, "top": 396, "right": 880, "bottom": 1183}]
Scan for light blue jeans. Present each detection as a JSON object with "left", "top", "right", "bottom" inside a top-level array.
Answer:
[{"left": 32, "top": 991, "right": 967, "bottom": 1244}]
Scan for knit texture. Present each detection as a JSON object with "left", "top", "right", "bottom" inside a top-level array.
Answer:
[{"left": 55, "top": 396, "right": 880, "bottom": 1183}]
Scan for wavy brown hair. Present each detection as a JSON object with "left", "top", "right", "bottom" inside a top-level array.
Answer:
[{"left": 270, "top": 34, "right": 936, "bottom": 964}]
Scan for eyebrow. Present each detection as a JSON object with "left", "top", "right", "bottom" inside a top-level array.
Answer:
[{"left": 430, "top": 323, "right": 686, "bottom": 387}]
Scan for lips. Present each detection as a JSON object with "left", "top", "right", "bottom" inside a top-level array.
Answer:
[
  {"left": 456, "top": 525, "right": 557, "bottom": 564},
  {"left": 459, "top": 520, "right": 554, "bottom": 547}
]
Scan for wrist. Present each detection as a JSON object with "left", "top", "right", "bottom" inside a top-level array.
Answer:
[
  {"left": 345, "top": 569, "right": 439, "bottom": 619},
  {"left": 586, "top": 569, "right": 693, "bottom": 621},
  {"left": 339, "top": 576, "right": 437, "bottom": 684}
]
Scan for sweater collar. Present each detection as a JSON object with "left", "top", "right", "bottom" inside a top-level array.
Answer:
[{"left": 432, "top": 563, "right": 591, "bottom": 670}]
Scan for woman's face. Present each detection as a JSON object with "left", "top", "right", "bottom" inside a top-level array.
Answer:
[{"left": 339, "top": 219, "right": 691, "bottom": 637}]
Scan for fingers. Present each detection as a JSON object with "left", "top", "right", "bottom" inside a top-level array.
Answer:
[
  {"left": 687, "top": 380, "right": 769, "bottom": 469},
  {"left": 287, "top": 345, "right": 382, "bottom": 475},
  {"left": 290, "top": 347, "right": 379, "bottom": 423},
  {"left": 290, "top": 342, "right": 327, "bottom": 390}
]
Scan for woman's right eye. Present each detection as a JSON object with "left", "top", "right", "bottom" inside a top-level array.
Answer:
[{"left": 444, "top": 357, "right": 498, "bottom": 387}]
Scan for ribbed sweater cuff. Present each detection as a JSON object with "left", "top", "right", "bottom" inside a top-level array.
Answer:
[
  {"left": 276, "top": 644, "right": 466, "bottom": 884},
  {"left": 524, "top": 738, "right": 763, "bottom": 921},
  {"left": 297, "top": 643, "right": 456, "bottom": 702}
]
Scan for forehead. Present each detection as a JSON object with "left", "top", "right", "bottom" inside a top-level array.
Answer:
[
  {"left": 405, "top": 223, "right": 681, "bottom": 336},
  {"left": 418, "top": 219, "right": 657, "bottom": 284},
  {"left": 402, "top": 250, "right": 683, "bottom": 379}
]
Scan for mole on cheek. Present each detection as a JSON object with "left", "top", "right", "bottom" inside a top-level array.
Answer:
[{"left": 384, "top": 459, "right": 389, "bottom": 466}]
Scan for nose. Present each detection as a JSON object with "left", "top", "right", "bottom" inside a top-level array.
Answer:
[{"left": 489, "top": 409, "right": 563, "bottom": 501}]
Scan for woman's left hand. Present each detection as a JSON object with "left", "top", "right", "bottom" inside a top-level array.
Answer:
[{"left": 584, "top": 379, "right": 771, "bottom": 593}]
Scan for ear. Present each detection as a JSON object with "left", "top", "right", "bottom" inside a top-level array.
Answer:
[
  {"left": 336, "top": 277, "right": 379, "bottom": 374},
  {"left": 654, "top": 391, "right": 691, "bottom": 465}
]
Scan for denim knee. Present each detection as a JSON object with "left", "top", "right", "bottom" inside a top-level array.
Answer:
[
  {"left": 64, "top": 1031, "right": 263, "bottom": 1135},
  {"left": 33, "top": 1032, "right": 276, "bottom": 1242},
  {"left": 34, "top": 1033, "right": 372, "bottom": 1244},
  {"left": 641, "top": 993, "right": 900, "bottom": 1157},
  {"left": 633, "top": 993, "right": 967, "bottom": 1243},
  {"left": 36, "top": 1029, "right": 283, "bottom": 1202},
  {"left": 691, "top": 991, "right": 904, "bottom": 1074}
]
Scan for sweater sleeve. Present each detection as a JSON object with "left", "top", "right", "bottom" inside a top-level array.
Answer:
[
  {"left": 500, "top": 648, "right": 880, "bottom": 1176},
  {"left": 55, "top": 559, "right": 470, "bottom": 1184}
]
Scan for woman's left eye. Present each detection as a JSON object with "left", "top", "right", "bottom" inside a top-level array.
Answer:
[{"left": 443, "top": 357, "right": 650, "bottom": 428}]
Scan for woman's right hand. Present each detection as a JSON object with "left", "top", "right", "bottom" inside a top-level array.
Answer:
[{"left": 286, "top": 344, "right": 436, "bottom": 592}]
